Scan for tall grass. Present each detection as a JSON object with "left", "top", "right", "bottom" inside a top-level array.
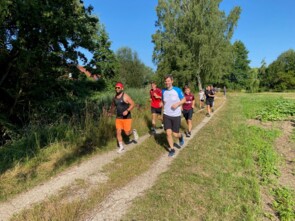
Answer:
[{"left": 0, "top": 87, "right": 149, "bottom": 201}]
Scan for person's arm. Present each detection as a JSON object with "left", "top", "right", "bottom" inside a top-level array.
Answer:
[
  {"left": 122, "top": 93, "right": 135, "bottom": 116},
  {"left": 171, "top": 97, "right": 186, "bottom": 110},
  {"left": 192, "top": 96, "right": 196, "bottom": 109},
  {"left": 153, "top": 90, "right": 162, "bottom": 99}
]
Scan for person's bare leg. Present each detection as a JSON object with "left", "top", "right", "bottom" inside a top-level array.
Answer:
[{"left": 166, "top": 129, "right": 174, "bottom": 149}]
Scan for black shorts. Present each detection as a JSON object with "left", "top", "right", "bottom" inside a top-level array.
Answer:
[
  {"left": 182, "top": 109, "right": 193, "bottom": 120},
  {"left": 163, "top": 114, "right": 181, "bottom": 133},
  {"left": 151, "top": 107, "right": 162, "bottom": 115},
  {"left": 206, "top": 99, "right": 213, "bottom": 107}
]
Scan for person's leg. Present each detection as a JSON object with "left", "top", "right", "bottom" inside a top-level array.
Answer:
[
  {"left": 156, "top": 108, "right": 164, "bottom": 128},
  {"left": 163, "top": 115, "right": 175, "bottom": 156},
  {"left": 171, "top": 116, "right": 184, "bottom": 146},
  {"left": 206, "top": 104, "right": 211, "bottom": 116},
  {"left": 187, "top": 109, "right": 193, "bottom": 134},
  {"left": 158, "top": 114, "right": 164, "bottom": 128},
  {"left": 182, "top": 110, "right": 188, "bottom": 136},
  {"left": 116, "top": 119, "right": 125, "bottom": 153},
  {"left": 166, "top": 129, "right": 174, "bottom": 149},
  {"left": 116, "top": 128, "right": 123, "bottom": 143},
  {"left": 187, "top": 119, "right": 192, "bottom": 133},
  {"left": 151, "top": 113, "right": 157, "bottom": 130},
  {"left": 123, "top": 119, "right": 138, "bottom": 142}
]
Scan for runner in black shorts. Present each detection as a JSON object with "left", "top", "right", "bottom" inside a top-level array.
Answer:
[
  {"left": 151, "top": 106, "right": 162, "bottom": 115},
  {"left": 162, "top": 75, "right": 186, "bottom": 157},
  {"left": 205, "top": 85, "right": 214, "bottom": 117},
  {"left": 182, "top": 85, "right": 195, "bottom": 137}
]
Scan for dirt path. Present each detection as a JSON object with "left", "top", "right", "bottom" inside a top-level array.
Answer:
[
  {"left": 85, "top": 103, "right": 225, "bottom": 221},
  {"left": 0, "top": 98, "right": 225, "bottom": 221},
  {"left": 0, "top": 135, "right": 150, "bottom": 221}
]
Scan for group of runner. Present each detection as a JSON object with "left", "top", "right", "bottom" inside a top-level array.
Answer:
[{"left": 109, "top": 74, "right": 216, "bottom": 157}]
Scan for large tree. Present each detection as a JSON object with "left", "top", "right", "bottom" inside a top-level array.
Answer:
[
  {"left": 152, "top": 0, "right": 241, "bottom": 89},
  {"left": 88, "top": 25, "right": 118, "bottom": 81},
  {"left": 223, "top": 40, "right": 251, "bottom": 90},
  {"left": 0, "top": 0, "right": 101, "bottom": 137},
  {"left": 116, "top": 47, "right": 154, "bottom": 88},
  {"left": 263, "top": 49, "right": 295, "bottom": 91}
]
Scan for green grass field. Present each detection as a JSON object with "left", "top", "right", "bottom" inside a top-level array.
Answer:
[{"left": 6, "top": 92, "right": 295, "bottom": 220}]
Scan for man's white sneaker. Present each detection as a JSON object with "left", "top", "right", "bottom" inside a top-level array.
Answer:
[
  {"left": 133, "top": 129, "right": 139, "bottom": 141},
  {"left": 117, "top": 146, "right": 125, "bottom": 153}
]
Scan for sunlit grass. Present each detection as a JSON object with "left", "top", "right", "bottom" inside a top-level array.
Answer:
[{"left": 10, "top": 92, "right": 224, "bottom": 220}]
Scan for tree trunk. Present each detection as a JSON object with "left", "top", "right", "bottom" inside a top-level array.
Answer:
[{"left": 196, "top": 74, "right": 202, "bottom": 90}]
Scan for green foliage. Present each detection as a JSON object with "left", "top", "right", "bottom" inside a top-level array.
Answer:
[
  {"left": 0, "top": 0, "right": 105, "bottom": 143},
  {"left": 88, "top": 25, "right": 118, "bottom": 80},
  {"left": 255, "top": 98, "right": 295, "bottom": 121},
  {"left": 153, "top": 0, "right": 241, "bottom": 89},
  {"left": 261, "top": 49, "right": 295, "bottom": 91},
  {"left": 115, "top": 47, "right": 154, "bottom": 88},
  {"left": 272, "top": 187, "right": 295, "bottom": 221},
  {"left": 222, "top": 40, "right": 251, "bottom": 90}
]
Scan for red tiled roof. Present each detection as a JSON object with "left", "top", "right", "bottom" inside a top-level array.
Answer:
[{"left": 77, "top": 65, "right": 101, "bottom": 80}]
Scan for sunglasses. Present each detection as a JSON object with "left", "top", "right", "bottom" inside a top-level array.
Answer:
[{"left": 115, "top": 87, "right": 121, "bottom": 89}]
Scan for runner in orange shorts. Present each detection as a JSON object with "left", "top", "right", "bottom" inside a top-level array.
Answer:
[{"left": 109, "top": 82, "right": 139, "bottom": 153}]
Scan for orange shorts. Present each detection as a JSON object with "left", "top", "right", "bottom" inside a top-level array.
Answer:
[{"left": 115, "top": 119, "right": 132, "bottom": 132}]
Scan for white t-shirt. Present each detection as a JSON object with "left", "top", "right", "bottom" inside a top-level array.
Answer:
[
  {"left": 199, "top": 91, "right": 205, "bottom": 100},
  {"left": 162, "top": 86, "right": 184, "bottom": 117}
]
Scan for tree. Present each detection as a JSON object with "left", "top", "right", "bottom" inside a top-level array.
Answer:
[
  {"left": 116, "top": 47, "right": 153, "bottom": 88},
  {"left": 264, "top": 49, "right": 295, "bottom": 91},
  {"left": 88, "top": 25, "right": 118, "bottom": 80},
  {"left": 223, "top": 40, "right": 251, "bottom": 90},
  {"left": 0, "top": 0, "right": 101, "bottom": 138},
  {"left": 152, "top": 0, "right": 241, "bottom": 89}
]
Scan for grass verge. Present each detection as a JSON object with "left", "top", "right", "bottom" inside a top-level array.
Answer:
[{"left": 123, "top": 93, "right": 286, "bottom": 220}]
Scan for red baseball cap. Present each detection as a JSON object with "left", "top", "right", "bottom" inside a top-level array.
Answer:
[{"left": 115, "top": 82, "right": 124, "bottom": 89}]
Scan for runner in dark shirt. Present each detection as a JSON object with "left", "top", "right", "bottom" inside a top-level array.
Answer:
[
  {"left": 109, "top": 82, "right": 139, "bottom": 153},
  {"left": 205, "top": 85, "right": 215, "bottom": 117},
  {"left": 182, "top": 85, "right": 195, "bottom": 137}
]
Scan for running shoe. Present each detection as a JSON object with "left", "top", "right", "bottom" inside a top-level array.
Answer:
[
  {"left": 151, "top": 127, "right": 156, "bottom": 134},
  {"left": 168, "top": 149, "right": 175, "bottom": 157},
  {"left": 133, "top": 129, "right": 139, "bottom": 141},
  {"left": 117, "top": 146, "right": 125, "bottom": 153},
  {"left": 179, "top": 134, "right": 184, "bottom": 146},
  {"left": 187, "top": 131, "right": 191, "bottom": 137}
]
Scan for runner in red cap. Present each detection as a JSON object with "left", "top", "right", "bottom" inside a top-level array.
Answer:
[{"left": 108, "top": 82, "right": 139, "bottom": 153}]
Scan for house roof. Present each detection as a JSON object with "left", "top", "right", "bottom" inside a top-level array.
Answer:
[{"left": 77, "top": 65, "right": 101, "bottom": 80}]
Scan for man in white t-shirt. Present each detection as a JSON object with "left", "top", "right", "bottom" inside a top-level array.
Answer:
[
  {"left": 198, "top": 89, "right": 205, "bottom": 109},
  {"left": 162, "top": 75, "right": 186, "bottom": 157}
]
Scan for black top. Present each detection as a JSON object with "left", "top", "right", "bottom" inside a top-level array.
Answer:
[
  {"left": 205, "top": 89, "right": 214, "bottom": 101},
  {"left": 114, "top": 93, "right": 131, "bottom": 119}
]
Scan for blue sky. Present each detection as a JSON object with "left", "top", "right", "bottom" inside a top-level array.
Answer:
[{"left": 83, "top": 0, "right": 295, "bottom": 70}]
